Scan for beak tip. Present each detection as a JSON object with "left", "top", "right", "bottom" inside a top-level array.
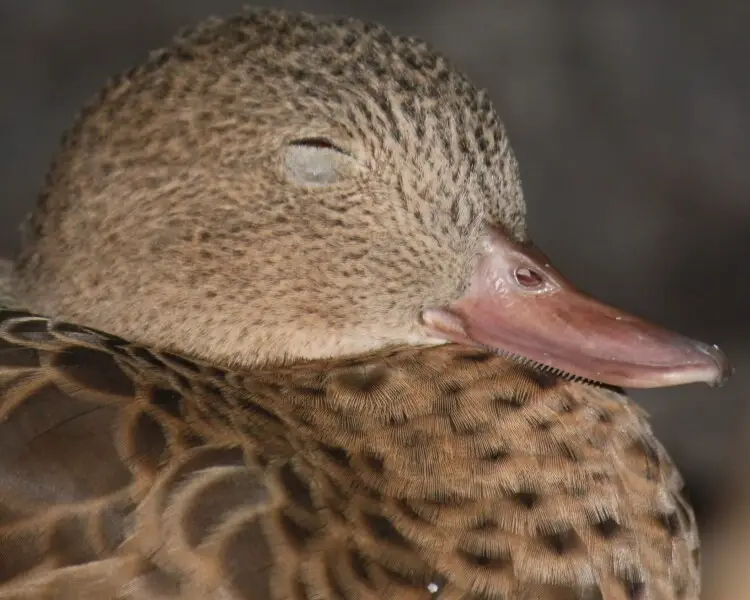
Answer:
[{"left": 700, "top": 343, "right": 733, "bottom": 387}]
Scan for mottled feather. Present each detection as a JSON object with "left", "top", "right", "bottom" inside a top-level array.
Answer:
[{"left": 0, "top": 310, "right": 698, "bottom": 599}]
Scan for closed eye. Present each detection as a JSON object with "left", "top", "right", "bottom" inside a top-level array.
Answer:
[
  {"left": 283, "top": 136, "right": 360, "bottom": 186},
  {"left": 289, "top": 137, "right": 347, "bottom": 153}
]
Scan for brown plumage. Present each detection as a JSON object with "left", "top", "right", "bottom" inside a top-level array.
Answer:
[
  {"left": 0, "top": 312, "right": 698, "bottom": 599},
  {"left": 0, "top": 7, "right": 726, "bottom": 599}
]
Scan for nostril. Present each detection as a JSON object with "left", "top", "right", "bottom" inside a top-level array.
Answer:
[{"left": 514, "top": 267, "right": 544, "bottom": 289}]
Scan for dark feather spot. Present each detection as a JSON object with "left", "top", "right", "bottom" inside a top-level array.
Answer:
[
  {"left": 425, "top": 494, "right": 470, "bottom": 508},
  {"left": 627, "top": 437, "right": 661, "bottom": 481},
  {"left": 387, "top": 413, "right": 408, "bottom": 426},
  {"left": 523, "top": 367, "right": 559, "bottom": 389},
  {"left": 403, "top": 429, "right": 430, "bottom": 447},
  {"left": 131, "top": 347, "right": 165, "bottom": 369},
  {"left": 335, "top": 363, "right": 388, "bottom": 394},
  {"left": 130, "top": 411, "right": 169, "bottom": 472},
  {"left": 242, "top": 398, "right": 284, "bottom": 426},
  {"left": 622, "top": 577, "right": 645, "bottom": 600},
  {"left": 483, "top": 448, "right": 509, "bottom": 462},
  {"left": 493, "top": 394, "right": 524, "bottom": 410},
  {"left": 100, "top": 335, "right": 131, "bottom": 355},
  {"left": 0, "top": 346, "right": 39, "bottom": 368},
  {"left": 322, "top": 474, "right": 349, "bottom": 516},
  {"left": 435, "top": 390, "right": 459, "bottom": 415},
  {"left": 593, "top": 517, "right": 621, "bottom": 538},
  {"left": 54, "top": 346, "right": 135, "bottom": 397},
  {"left": 656, "top": 512, "right": 681, "bottom": 537},
  {"left": 349, "top": 549, "right": 374, "bottom": 587},
  {"left": 449, "top": 415, "right": 483, "bottom": 436},
  {"left": 459, "top": 548, "right": 511, "bottom": 570},
  {"left": 161, "top": 351, "right": 201, "bottom": 373},
  {"left": 514, "top": 491, "right": 538, "bottom": 509},
  {"left": 199, "top": 382, "right": 223, "bottom": 399},
  {"left": 556, "top": 441, "right": 580, "bottom": 462},
  {"left": 279, "top": 462, "right": 315, "bottom": 512},
  {"left": 398, "top": 500, "right": 430, "bottom": 524},
  {"left": 363, "top": 512, "right": 411, "bottom": 548},
  {"left": 318, "top": 443, "right": 350, "bottom": 467},
  {"left": 364, "top": 486, "right": 382, "bottom": 503},
  {"left": 150, "top": 387, "right": 183, "bottom": 417},
  {"left": 294, "top": 385, "right": 326, "bottom": 398},
  {"left": 377, "top": 563, "right": 426, "bottom": 587},
  {"left": 198, "top": 400, "right": 234, "bottom": 429},
  {"left": 458, "top": 351, "right": 493, "bottom": 363},
  {"left": 295, "top": 412, "right": 316, "bottom": 428},
  {"left": 208, "top": 367, "right": 227, "bottom": 381},
  {"left": 279, "top": 512, "right": 317, "bottom": 550},
  {"left": 363, "top": 452, "right": 385, "bottom": 474},
  {"left": 542, "top": 528, "right": 582, "bottom": 555},
  {"left": 7, "top": 318, "right": 55, "bottom": 343},
  {"left": 438, "top": 381, "right": 461, "bottom": 395},
  {"left": 472, "top": 518, "right": 498, "bottom": 531},
  {"left": 0, "top": 310, "right": 33, "bottom": 320}
]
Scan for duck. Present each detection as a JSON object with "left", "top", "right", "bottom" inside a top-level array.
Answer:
[{"left": 0, "top": 8, "right": 731, "bottom": 600}]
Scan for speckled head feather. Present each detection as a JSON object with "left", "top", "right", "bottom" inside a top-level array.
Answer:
[{"left": 15, "top": 8, "right": 525, "bottom": 368}]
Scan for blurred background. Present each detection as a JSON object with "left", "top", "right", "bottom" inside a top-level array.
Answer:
[{"left": 0, "top": 0, "right": 747, "bottom": 591}]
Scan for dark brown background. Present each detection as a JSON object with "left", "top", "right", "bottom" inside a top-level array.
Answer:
[{"left": 1, "top": 0, "right": 747, "bottom": 568}]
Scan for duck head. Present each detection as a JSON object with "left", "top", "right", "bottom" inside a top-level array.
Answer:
[{"left": 14, "top": 9, "right": 730, "bottom": 387}]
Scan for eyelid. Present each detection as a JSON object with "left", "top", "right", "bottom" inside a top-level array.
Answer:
[{"left": 289, "top": 137, "right": 348, "bottom": 155}]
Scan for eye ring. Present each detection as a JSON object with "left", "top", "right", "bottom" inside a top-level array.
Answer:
[{"left": 514, "top": 267, "right": 544, "bottom": 289}]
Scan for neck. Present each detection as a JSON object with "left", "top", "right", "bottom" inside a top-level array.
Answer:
[
  {"left": 170, "top": 342, "right": 675, "bottom": 597},
  {"left": 170, "top": 342, "right": 646, "bottom": 500}
]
